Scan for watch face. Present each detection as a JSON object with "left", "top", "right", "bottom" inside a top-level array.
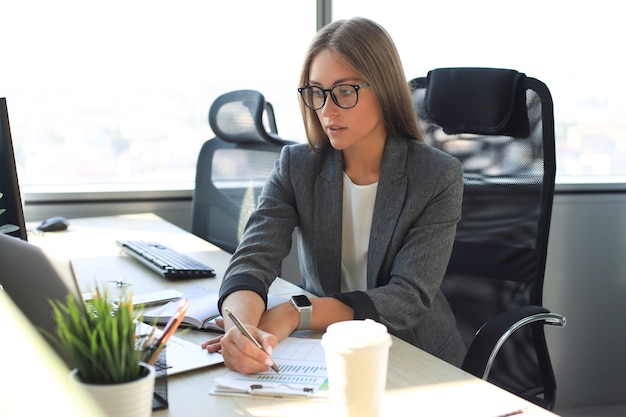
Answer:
[{"left": 292, "top": 294, "right": 312, "bottom": 307}]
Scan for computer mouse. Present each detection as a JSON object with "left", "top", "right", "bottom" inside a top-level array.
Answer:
[{"left": 37, "top": 216, "right": 70, "bottom": 232}]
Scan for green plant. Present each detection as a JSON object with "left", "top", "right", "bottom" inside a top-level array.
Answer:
[{"left": 49, "top": 287, "right": 147, "bottom": 384}]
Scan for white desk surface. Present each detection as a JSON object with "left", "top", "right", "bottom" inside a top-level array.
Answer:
[{"left": 27, "top": 213, "right": 559, "bottom": 417}]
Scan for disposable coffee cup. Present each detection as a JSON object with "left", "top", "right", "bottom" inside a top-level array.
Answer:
[{"left": 321, "top": 319, "right": 392, "bottom": 417}]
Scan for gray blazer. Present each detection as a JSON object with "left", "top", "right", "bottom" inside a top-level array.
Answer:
[{"left": 219, "top": 135, "right": 466, "bottom": 366}]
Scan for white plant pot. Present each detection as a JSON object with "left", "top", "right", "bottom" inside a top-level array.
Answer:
[{"left": 69, "top": 362, "right": 155, "bottom": 417}]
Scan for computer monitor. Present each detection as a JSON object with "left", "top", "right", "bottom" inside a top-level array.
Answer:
[{"left": 0, "top": 97, "right": 27, "bottom": 241}]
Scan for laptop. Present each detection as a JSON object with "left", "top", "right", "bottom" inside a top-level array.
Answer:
[{"left": 0, "top": 233, "right": 223, "bottom": 374}]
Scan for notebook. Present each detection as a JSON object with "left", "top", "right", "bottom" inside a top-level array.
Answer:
[
  {"left": 0, "top": 233, "right": 223, "bottom": 374},
  {"left": 143, "top": 285, "right": 287, "bottom": 332}
]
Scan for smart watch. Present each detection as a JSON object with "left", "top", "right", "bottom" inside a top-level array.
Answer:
[{"left": 290, "top": 295, "right": 313, "bottom": 331}]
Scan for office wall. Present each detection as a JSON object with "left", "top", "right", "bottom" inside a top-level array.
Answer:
[{"left": 23, "top": 191, "right": 626, "bottom": 409}]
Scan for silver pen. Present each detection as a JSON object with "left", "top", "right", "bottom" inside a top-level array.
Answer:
[{"left": 223, "top": 307, "right": 281, "bottom": 374}]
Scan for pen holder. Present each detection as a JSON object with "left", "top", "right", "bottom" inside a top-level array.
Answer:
[{"left": 152, "top": 347, "right": 169, "bottom": 410}]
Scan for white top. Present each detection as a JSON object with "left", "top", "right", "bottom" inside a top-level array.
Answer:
[{"left": 340, "top": 172, "right": 378, "bottom": 292}]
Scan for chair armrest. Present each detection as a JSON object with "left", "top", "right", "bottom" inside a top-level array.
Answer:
[{"left": 462, "top": 305, "right": 566, "bottom": 379}]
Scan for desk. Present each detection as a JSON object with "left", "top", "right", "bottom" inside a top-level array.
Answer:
[{"left": 28, "top": 214, "right": 559, "bottom": 417}]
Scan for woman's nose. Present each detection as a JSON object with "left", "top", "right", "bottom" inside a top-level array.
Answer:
[{"left": 321, "top": 94, "right": 339, "bottom": 116}]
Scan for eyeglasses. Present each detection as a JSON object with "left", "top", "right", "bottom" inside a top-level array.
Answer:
[{"left": 298, "top": 83, "right": 370, "bottom": 110}]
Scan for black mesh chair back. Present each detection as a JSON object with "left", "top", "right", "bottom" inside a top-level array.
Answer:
[
  {"left": 191, "top": 90, "right": 294, "bottom": 253},
  {"left": 410, "top": 68, "right": 565, "bottom": 409}
]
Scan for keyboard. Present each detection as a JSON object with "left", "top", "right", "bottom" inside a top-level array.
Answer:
[{"left": 116, "top": 240, "right": 216, "bottom": 280}]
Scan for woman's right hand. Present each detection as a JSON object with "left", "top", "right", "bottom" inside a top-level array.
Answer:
[{"left": 218, "top": 323, "right": 279, "bottom": 374}]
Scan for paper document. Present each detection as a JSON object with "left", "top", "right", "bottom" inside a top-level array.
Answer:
[{"left": 211, "top": 337, "right": 329, "bottom": 399}]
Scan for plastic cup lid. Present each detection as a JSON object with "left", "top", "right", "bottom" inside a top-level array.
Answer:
[{"left": 321, "top": 319, "right": 392, "bottom": 349}]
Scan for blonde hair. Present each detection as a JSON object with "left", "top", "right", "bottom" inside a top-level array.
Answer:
[{"left": 298, "top": 17, "right": 423, "bottom": 151}]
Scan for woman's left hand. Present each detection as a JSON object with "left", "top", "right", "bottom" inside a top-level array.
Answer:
[
  {"left": 200, "top": 334, "right": 224, "bottom": 353},
  {"left": 258, "top": 302, "right": 299, "bottom": 341},
  {"left": 201, "top": 317, "right": 225, "bottom": 353}
]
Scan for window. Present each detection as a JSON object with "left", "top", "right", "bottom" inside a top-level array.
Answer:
[
  {"left": 1, "top": 1, "right": 315, "bottom": 191},
  {"left": 2, "top": 1, "right": 624, "bottom": 194},
  {"left": 333, "top": 0, "right": 626, "bottom": 182}
]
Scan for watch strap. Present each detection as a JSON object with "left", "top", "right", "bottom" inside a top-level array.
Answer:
[{"left": 296, "top": 303, "right": 312, "bottom": 331}]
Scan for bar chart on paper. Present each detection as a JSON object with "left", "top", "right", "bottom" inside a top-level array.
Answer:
[
  {"left": 259, "top": 338, "right": 327, "bottom": 384},
  {"left": 211, "top": 337, "right": 330, "bottom": 397}
]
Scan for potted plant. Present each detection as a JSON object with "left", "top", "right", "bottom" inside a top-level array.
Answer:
[{"left": 49, "top": 287, "right": 155, "bottom": 417}]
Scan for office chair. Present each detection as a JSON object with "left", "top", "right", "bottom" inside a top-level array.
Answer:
[
  {"left": 409, "top": 68, "right": 566, "bottom": 410},
  {"left": 191, "top": 90, "right": 294, "bottom": 254}
]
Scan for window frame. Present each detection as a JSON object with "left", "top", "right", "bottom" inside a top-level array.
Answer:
[{"left": 20, "top": 0, "right": 626, "bottom": 211}]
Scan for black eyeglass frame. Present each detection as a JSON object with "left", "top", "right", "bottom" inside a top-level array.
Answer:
[{"left": 298, "top": 82, "right": 370, "bottom": 110}]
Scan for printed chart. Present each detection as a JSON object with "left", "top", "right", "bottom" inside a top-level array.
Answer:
[{"left": 212, "top": 337, "right": 329, "bottom": 397}]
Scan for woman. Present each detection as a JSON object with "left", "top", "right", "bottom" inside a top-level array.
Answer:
[{"left": 202, "top": 17, "right": 465, "bottom": 374}]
